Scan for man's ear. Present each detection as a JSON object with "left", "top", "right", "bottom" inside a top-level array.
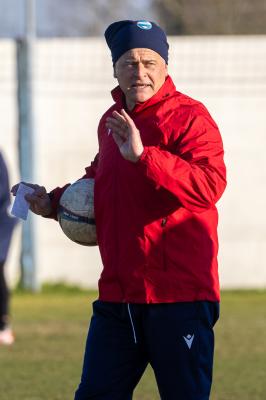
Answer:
[
  {"left": 113, "top": 66, "right": 117, "bottom": 79},
  {"left": 165, "top": 64, "right": 168, "bottom": 78}
]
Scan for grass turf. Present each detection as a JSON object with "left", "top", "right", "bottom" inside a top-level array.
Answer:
[{"left": 0, "top": 288, "right": 265, "bottom": 399}]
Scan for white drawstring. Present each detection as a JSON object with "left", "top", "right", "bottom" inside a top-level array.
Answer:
[{"left": 127, "top": 303, "right": 137, "bottom": 344}]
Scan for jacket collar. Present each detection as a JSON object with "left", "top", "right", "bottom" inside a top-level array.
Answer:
[{"left": 111, "top": 75, "right": 176, "bottom": 114}]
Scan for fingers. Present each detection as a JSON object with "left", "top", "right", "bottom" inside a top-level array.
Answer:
[
  {"left": 106, "top": 120, "right": 127, "bottom": 140},
  {"left": 112, "top": 110, "right": 127, "bottom": 123},
  {"left": 105, "top": 109, "right": 143, "bottom": 163},
  {"left": 11, "top": 182, "right": 29, "bottom": 195},
  {"left": 11, "top": 184, "right": 20, "bottom": 195},
  {"left": 120, "top": 109, "right": 134, "bottom": 125},
  {"left": 24, "top": 186, "right": 47, "bottom": 205},
  {"left": 27, "top": 185, "right": 47, "bottom": 198},
  {"left": 111, "top": 131, "right": 125, "bottom": 148},
  {"left": 26, "top": 189, "right": 51, "bottom": 216},
  {"left": 11, "top": 182, "right": 51, "bottom": 216},
  {"left": 111, "top": 109, "right": 133, "bottom": 127},
  {"left": 106, "top": 109, "right": 135, "bottom": 138},
  {"left": 11, "top": 182, "right": 40, "bottom": 196}
]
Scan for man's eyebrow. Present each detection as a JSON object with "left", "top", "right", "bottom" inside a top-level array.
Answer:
[{"left": 124, "top": 58, "right": 157, "bottom": 63}]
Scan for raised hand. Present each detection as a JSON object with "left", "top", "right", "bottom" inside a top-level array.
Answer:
[
  {"left": 11, "top": 182, "right": 52, "bottom": 217},
  {"left": 105, "top": 109, "right": 144, "bottom": 163}
]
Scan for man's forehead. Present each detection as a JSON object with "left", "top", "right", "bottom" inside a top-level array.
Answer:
[{"left": 122, "top": 48, "right": 162, "bottom": 60}]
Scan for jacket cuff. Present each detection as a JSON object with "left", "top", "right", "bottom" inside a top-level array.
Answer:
[
  {"left": 43, "top": 185, "right": 69, "bottom": 220},
  {"left": 138, "top": 146, "right": 150, "bottom": 163},
  {"left": 136, "top": 146, "right": 161, "bottom": 189}
]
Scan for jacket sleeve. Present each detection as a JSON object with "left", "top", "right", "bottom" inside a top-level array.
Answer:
[
  {"left": 46, "top": 153, "right": 99, "bottom": 220},
  {"left": 137, "top": 105, "right": 226, "bottom": 212}
]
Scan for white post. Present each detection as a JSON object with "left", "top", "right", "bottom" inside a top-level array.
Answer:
[{"left": 16, "top": 0, "right": 39, "bottom": 291}]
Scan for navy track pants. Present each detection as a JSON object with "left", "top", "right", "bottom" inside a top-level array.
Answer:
[{"left": 74, "top": 300, "right": 219, "bottom": 400}]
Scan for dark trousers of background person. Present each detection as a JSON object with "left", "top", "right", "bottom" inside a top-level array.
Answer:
[{"left": 0, "top": 261, "right": 9, "bottom": 330}]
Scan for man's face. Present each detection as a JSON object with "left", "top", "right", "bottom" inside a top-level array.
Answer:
[{"left": 114, "top": 48, "right": 168, "bottom": 110}]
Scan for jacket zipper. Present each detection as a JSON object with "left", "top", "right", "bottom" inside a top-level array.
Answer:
[{"left": 161, "top": 217, "right": 167, "bottom": 271}]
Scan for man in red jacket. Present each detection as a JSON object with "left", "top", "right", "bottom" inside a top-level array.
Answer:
[{"left": 12, "top": 20, "right": 226, "bottom": 400}]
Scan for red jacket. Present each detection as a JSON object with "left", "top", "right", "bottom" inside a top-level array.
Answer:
[{"left": 50, "top": 75, "right": 226, "bottom": 303}]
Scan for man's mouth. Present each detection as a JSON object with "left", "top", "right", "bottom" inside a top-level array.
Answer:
[{"left": 131, "top": 83, "right": 152, "bottom": 89}]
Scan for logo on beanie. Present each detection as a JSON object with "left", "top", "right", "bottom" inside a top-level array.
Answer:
[{"left": 137, "top": 21, "right": 152, "bottom": 30}]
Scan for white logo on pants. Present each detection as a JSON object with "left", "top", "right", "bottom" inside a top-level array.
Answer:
[{"left": 183, "top": 334, "right": 194, "bottom": 349}]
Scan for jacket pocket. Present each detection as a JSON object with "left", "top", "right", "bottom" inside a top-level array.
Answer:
[{"left": 144, "top": 217, "right": 168, "bottom": 271}]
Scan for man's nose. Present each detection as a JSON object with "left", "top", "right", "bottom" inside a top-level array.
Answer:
[{"left": 134, "top": 63, "right": 147, "bottom": 78}]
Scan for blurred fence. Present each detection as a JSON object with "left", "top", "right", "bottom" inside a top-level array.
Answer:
[{"left": 1, "top": 36, "right": 266, "bottom": 289}]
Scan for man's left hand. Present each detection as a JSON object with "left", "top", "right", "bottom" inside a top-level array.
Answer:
[{"left": 106, "top": 109, "right": 144, "bottom": 163}]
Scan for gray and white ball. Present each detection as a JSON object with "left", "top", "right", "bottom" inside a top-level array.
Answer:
[{"left": 57, "top": 178, "right": 97, "bottom": 246}]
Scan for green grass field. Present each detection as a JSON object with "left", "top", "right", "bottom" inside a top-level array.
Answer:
[{"left": 0, "top": 287, "right": 266, "bottom": 399}]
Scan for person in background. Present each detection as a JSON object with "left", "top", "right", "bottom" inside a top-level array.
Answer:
[
  {"left": 0, "top": 151, "right": 17, "bottom": 345},
  {"left": 12, "top": 20, "right": 226, "bottom": 399}
]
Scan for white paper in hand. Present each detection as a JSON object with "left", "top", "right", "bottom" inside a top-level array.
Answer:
[{"left": 11, "top": 183, "right": 35, "bottom": 220}]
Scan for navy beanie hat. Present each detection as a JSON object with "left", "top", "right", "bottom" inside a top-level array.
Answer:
[{"left": 105, "top": 20, "right": 169, "bottom": 65}]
